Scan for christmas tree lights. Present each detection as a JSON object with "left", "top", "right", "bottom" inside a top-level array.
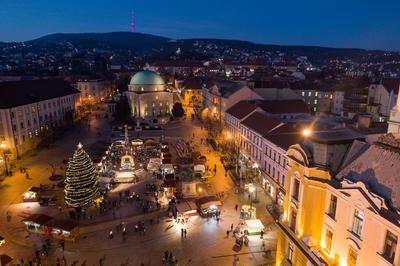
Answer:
[{"left": 64, "top": 143, "right": 100, "bottom": 208}]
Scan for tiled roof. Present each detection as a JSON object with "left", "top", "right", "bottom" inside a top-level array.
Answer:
[
  {"left": 336, "top": 134, "right": 400, "bottom": 210},
  {"left": 225, "top": 101, "right": 258, "bottom": 120},
  {"left": 0, "top": 79, "right": 79, "bottom": 109},
  {"left": 182, "top": 76, "right": 209, "bottom": 90},
  {"left": 264, "top": 123, "right": 306, "bottom": 150},
  {"left": 259, "top": 100, "right": 309, "bottom": 114},
  {"left": 241, "top": 112, "right": 281, "bottom": 136},
  {"left": 381, "top": 77, "right": 400, "bottom": 94}
]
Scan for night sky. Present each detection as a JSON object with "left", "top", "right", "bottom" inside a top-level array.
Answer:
[{"left": 1, "top": 0, "right": 399, "bottom": 50}]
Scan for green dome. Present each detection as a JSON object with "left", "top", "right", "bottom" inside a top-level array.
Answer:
[{"left": 130, "top": 70, "right": 165, "bottom": 86}]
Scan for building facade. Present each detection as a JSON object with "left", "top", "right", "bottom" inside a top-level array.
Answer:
[
  {"left": 0, "top": 80, "right": 79, "bottom": 159},
  {"left": 275, "top": 131, "right": 400, "bottom": 266},
  {"left": 125, "top": 70, "right": 173, "bottom": 120},
  {"left": 76, "top": 79, "right": 113, "bottom": 104}
]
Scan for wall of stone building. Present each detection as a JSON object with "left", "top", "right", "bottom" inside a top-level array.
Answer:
[{"left": 126, "top": 91, "right": 173, "bottom": 118}]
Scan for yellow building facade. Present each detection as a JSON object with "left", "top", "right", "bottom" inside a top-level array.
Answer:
[
  {"left": 277, "top": 133, "right": 400, "bottom": 266},
  {"left": 276, "top": 143, "right": 333, "bottom": 266}
]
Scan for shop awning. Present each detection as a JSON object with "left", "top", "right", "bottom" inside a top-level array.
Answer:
[
  {"left": 23, "top": 214, "right": 53, "bottom": 225},
  {"left": 195, "top": 196, "right": 222, "bottom": 209},
  {"left": 48, "top": 219, "right": 78, "bottom": 232}
]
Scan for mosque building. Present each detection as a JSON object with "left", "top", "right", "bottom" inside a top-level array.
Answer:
[{"left": 125, "top": 70, "right": 174, "bottom": 120}]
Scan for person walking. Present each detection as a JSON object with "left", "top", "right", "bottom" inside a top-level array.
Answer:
[
  {"left": 235, "top": 204, "right": 238, "bottom": 211},
  {"left": 226, "top": 230, "right": 230, "bottom": 238},
  {"left": 260, "top": 229, "right": 264, "bottom": 239},
  {"left": 230, "top": 223, "right": 234, "bottom": 232},
  {"left": 181, "top": 228, "right": 184, "bottom": 238},
  {"left": 184, "top": 229, "right": 187, "bottom": 238}
]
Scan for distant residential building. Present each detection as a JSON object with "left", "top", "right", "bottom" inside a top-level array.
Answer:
[
  {"left": 202, "top": 80, "right": 262, "bottom": 123},
  {"left": 179, "top": 76, "right": 208, "bottom": 109},
  {"left": 76, "top": 79, "right": 113, "bottom": 104},
  {"left": 152, "top": 60, "right": 205, "bottom": 76},
  {"left": 388, "top": 93, "right": 400, "bottom": 133},
  {"left": 367, "top": 77, "right": 400, "bottom": 122},
  {"left": 0, "top": 80, "right": 79, "bottom": 159},
  {"left": 342, "top": 78, "right": 370, "bottom": 119},
  {"left": 125, "top": 70, "right": 173, "bottom": 121}
]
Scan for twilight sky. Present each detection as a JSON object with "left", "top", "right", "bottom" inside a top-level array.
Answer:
[{"left": 1, "top": 0, "right": 399, "bottom": 51}]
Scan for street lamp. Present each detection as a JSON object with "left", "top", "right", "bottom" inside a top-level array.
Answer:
[
  {"left": 302, "top": 128, "right": 312, "bottom": 137},
  {"left": 0, "top": 141, "right": 9, "bottom": 176},
  {"left": 249, "top": 185, "right": 256, "bottom": 209}
]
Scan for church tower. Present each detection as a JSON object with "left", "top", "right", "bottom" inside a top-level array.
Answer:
[{"left": 388, "top": 89, "right": 400, "bottom": 133}]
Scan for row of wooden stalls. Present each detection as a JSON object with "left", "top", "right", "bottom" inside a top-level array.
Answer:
[{"left": 22, "top": 214, "right": 79, "bottom": 241}]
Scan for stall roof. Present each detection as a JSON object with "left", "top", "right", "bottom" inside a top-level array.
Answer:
[
  {"left": 24, "top": 214, "right": 53, "bottom": 225},
  {"left": 28, "top": 187, "right": 41, "bottom": 193},
  {"left": 195, "top": 196, "right": 222, "bottom": 207},
  {"left": 48, "top": 219, "right": 78, "bottom": 231},
  {"left": 244, "top": 219, "right": 264, "bottom": 230}
]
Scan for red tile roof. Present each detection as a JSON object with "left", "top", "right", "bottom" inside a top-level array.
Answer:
[
  {"left": 241, "top": 112, "right": 282, "bottom": 135},
  {"left": 225, "top": 101, "right": 258, "bottom": 119}
]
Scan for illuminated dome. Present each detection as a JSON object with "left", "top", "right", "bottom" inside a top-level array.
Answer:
[{"left": 130, "top": 70, "right": 165, "bottom": 86}]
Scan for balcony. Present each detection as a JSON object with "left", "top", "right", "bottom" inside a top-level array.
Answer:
[{"left": 277, "top": 220, "right": 329, "bottom": 266}]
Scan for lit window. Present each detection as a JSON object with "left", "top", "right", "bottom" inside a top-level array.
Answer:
[
  {"left": 315, "top": 92, "right": 318, "bottom": 97},
  {"left": 287, "top": 242, "right": 294, "bottom": 263},
  {"left": 348, "top": 247, "right": 358, "bottom": 266},
  {"left": 308, "top": 92, "right": 311, "bottom": 96},
  {"left": 292, "top": 179, "right": 300, "bottom": 201},
  {"left": 314, "top": 99, "right": 317, "bottom": 104},
  {"left": 352, "top": 209, "right": 364, "bottom": 238},
  {"left": 328, "top": 195, "right": 337, "bottom": 219},
  {"left": 325, "top": 229, "right": 333, "bottom": 253},
  {"left": 301, "top": 91, "right": 305, "bottom": 96},
  {"left": 382, "top": 231, "right": 398, "bottom": 263}
]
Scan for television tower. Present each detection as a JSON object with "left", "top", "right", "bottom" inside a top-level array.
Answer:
[{"left": 131, "top": 11, "right": 135, "bottom": 33}]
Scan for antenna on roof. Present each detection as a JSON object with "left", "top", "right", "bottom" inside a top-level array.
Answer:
[{"left": 131, "top": 10, "right": 135, "bottom": 33}]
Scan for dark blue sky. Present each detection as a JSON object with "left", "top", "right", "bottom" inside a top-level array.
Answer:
[{"left": 1, "top": 0, "right": 399, "bottom": 50}]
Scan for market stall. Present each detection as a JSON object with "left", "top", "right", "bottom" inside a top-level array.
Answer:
[
  {"left": 195, "top": 196, "right": 222, "bottom": 216},
  {"left": 243, "top": 219, "right": 264, "bottom": 235},
  {"left": 22, "top": 187, "right": 41, "bottom": 202},
  {"left": 23, "top": 214, "right": 79, "bottom": 241},
  {"left": 240, "top": 205, "right": 257, "bottom": 220},
  {"left": 113, "top": 171, "right": 135, "bottom": 183}
]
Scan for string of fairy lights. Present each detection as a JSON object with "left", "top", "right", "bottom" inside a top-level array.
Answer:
[{"left": 64, "top": 143, "right": 100, "bottom": 208}]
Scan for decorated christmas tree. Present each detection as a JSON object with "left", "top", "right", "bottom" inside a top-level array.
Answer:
[{"left": 64, "top": 143, "right": 100, "bottom": 208}]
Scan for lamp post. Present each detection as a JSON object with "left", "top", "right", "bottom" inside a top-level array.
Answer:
[
  {"left": 249, "top": 185, "right": 255, "bottom": 210},
  {"left": 0, "top": 141, "right": 9, "bottom": 176}
]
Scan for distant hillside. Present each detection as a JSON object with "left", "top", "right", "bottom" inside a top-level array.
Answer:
[
  {"left": 33, "top": 32, "right": 170, "bottom": 51},
  {"left": 29, "top": 32, "right": 393, "bottom": 63}
]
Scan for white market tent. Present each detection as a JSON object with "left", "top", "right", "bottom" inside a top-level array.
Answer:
[
  {"left": 244, "top": 219, "right": 264, "bottom": 235},
  {"left": 194, "top": 164, "right": 206, "bottom": 173}
]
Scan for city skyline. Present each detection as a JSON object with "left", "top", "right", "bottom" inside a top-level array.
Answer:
[{"left": 1, "top": 0, "right": 400, "bottom": 51}]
